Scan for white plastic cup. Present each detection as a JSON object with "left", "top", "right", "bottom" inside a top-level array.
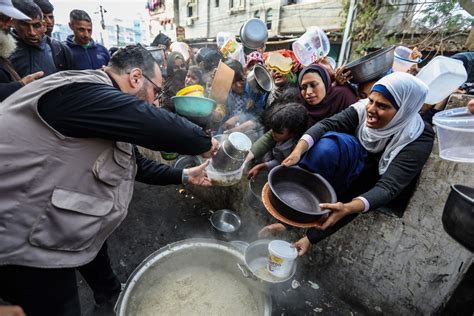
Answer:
[
  {"left": 392, "top": 46, "right": 420, "bottom": 73},
  {"left": 267, "top": 240, "right": 297, "bottom": 278},
  {"left": 292, "top": 26, "right": 330, "bottom": 66}
]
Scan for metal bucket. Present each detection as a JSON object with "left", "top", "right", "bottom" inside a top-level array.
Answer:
[
  {"left": 211, "top": 132, "right": 252, "bottom": 172},
  {"left": 116, "top": 239, "right": 271, "bottom": 315}
]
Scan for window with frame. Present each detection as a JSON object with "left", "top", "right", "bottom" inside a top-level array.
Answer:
[
  {"left": 229, "top": 0, "right": 245, "bottom": 10},
  {"left": 186, "top": 0, "right": 198, "bottom": 18}
]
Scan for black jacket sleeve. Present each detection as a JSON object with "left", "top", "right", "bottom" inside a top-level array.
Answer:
[
  {"left": 305, "top": 107, "right": 360, "bottom": 142},
  {"left": 134, "top": 146, "right": 183, "bottom": 185},
  {"left": 37, "top": 82, "right": 212, "bottom": 155},
  {"left": 0, "top": 68, "right": 22, "bottom": 101},
  {"left": 360, "top": 122, "right": 434, "bottom": 210}
]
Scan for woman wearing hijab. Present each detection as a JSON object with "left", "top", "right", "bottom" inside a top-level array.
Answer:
[
  {"left": 260, "top": 72, "right": 435, "bottom": 256},
  {"left": 299, "top": 64, "right": 358, "bottom": 126},
  {"left": 249, "top": 64, "right": 357, "bottom": 162}
]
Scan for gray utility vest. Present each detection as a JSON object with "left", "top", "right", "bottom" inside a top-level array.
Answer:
[{"left": 0, "top": 70, "right": 137, "bottom": 268}]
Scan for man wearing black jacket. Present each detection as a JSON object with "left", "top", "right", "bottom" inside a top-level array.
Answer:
[
  {"left": 9, "top": 0, "right": 75, "bottom": 78},
  {"left": 0, "top": 44, "right": 218, "bottom": 316},
  {"left": 0, "top": 0, "right": 43, "bottom": 101}
]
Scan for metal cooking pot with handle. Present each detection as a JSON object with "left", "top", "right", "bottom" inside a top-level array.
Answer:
[
  {"left": 116, "top": 239, "right": 271, "bottom": 315},
  {"left": 442, "top": 185, "right": 474, "bottom": 252}
]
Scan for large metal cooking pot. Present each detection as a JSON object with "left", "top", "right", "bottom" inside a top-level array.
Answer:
[
  {"left": 345, "top": 45, "right": 395, "bottom": 84},
  {"left": 116, "top": 239, "right": 271, "bottom": 315},
  {"left": 237, "top": 239, "right": 296, "bottom": 293},
  {"left": 442, "top": 185, "right": 474, "bottom": 252},
  {"left": 268, "top": 166, "right": 336, "bottom": 223}
]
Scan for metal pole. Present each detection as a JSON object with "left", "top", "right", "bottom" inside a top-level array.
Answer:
[
  {"left": 338, "top": 0, "right": 357, "bottom": 67},
  {"left": 116, "top": 24, "right": 120, "bottom": 47}
]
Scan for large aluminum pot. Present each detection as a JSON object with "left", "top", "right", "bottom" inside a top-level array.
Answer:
[{"left": 116, "top": 239, "right": 271, "bottom": 315}]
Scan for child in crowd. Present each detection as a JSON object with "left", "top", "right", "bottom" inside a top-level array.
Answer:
[
  {"left": 185, "top": 66, "right": 205, "bottom": 87},
  {"left": 248, "top": 103, "right": 308, "bottom": 178}
]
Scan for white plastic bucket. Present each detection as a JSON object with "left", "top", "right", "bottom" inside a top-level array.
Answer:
[
  {"left": 433, "top": 107, "right": 474, "bottom": 163},
  {"left": 292, "top": 26, "right": 330, "bottom": 66},
  {"left": 267, "top": 240, "right": 297, "bottom": 278},
  {"left": 392, "top": 46, "right": 421, "bottom": 73},
  {"left": 416, "top": 56, "right": 468, "bottom": 105}
]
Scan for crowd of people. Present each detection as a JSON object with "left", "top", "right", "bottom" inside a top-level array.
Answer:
[{"left": 0, "top": 0, "right": 473, "bottom": 315}]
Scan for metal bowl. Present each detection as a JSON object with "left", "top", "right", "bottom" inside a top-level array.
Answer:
[
  {"left": 245, "top": 169, "right": 269, "bottom": 212},
  {"left": 268, "top": 166, "right": 336, "bottom": 223},
  {"left": 116, "top": 239, "right": 271, "bottom": 315},
  {"left": 238, "top": 239, "right": 296, "bottom": 293},
  {"left": 345, "top": 45, "right": 395, "bottom": 84},
  {"left": 240, "top": 19, "right": 268, "bottom": 49},
  {"left": 210, "top": 209, "right": 242, "bottom": 239},
  {"left": 247, "top": 64, "right": 273, "bottom": 93}
]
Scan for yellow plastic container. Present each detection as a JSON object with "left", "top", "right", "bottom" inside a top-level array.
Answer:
[{"left": 176, "top": 85, "right": 205, "bottom": 97}]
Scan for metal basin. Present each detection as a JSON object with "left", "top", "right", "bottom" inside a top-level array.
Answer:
[
  {"left": 116, "top": 239, "right": 271, "bottom": 315},
  {"left": 345, "top": 45, "right": 395, "bottom": 84},
  {"left": 268, "top": 166, "right": 336, "bottom": 223}
]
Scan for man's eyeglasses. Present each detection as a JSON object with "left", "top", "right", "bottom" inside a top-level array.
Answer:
[{"left": 142, "top": 73, "right": 164, "bottom": 101}]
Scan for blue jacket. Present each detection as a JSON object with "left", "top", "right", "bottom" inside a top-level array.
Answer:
[
  {"left": 10, "top": 31, "right": 76, "bottom": 77},
  {"left": 65, "top": 35, "right": 110, "bottom": 70}
]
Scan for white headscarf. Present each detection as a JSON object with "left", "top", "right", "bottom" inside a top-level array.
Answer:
[{"left": 351, "top": 72, "right": 428, "bottom": 175}]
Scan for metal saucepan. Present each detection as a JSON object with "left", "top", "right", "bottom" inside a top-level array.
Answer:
[
  {"left": 237, "top": 239, "right": 296, "bottom": 293},
  {"left": 345, "top": 45, "right": 395, "bottom": 84},
  {"left": 268, "top": 166, "right": 336, "bottom": 223},
  {"left": 247, "top": 64, "right": 273, "bottom": 93},
  {"left": 210, "top": 209, "right": 242, "bottom": 240},
  {"left": 116, "top": 239, "right": 271, "bottom": 315}
]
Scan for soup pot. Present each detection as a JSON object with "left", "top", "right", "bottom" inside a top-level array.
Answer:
[
  {"left": 116, "top": 239, "right": 271, "bottom": 315},
  {"left": 247, "top": 64, "right": 273, "bottom": 93}
]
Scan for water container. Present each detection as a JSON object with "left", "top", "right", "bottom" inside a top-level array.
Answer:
[
  {"left": 292, "top": 26, "right": 330, "bottom": 66},
  {"left": 432, "top": 107, "right": 474, "bottom": 163},
  {"left": 267, "top": 240, "right": 297, "bottom": 279},
  {"left": 392, "top": 46, "right": 421, "bottom": 73},
  {"left": 416, "top": 56, "right": 468, "bottom": 105}
]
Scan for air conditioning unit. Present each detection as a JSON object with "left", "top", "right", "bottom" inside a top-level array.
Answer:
[{"left": 186, "top": 18, "right": 194, "bottom": 26}]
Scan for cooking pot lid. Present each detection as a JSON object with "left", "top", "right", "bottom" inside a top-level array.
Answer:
[{"left": 261, "top": 183, "right": 324, "bottom": 228}]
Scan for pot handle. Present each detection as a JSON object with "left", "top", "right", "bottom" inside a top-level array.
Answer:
[{"left": 237, "top": 263, "right": 258, "bottom": 280}]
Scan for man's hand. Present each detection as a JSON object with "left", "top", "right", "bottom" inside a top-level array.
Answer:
[
  {"left": 223, "top": 115, "right": 240, "bottom": 130},
  {"left": 201, "top": 137, "right": 219, "bottom": 158},
  {"left": 185, "top": 160, "right": 212, "bottom": 186},
  {"left": 258, "top": 223, "right": 287, "bottom": 238},
  {"left": 292, "top": 236, "right": 311, "bottom": 256},
  {"left": 20, "top": 71, "right": 44, "bottom": 86}
]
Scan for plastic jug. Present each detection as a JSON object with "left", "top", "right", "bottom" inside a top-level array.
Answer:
[
  {"left": 292, "top": 26, "right": 330, "bottom": 66},
  {"left": 417, "top": 56, "right": 468, "bottom": 105}
]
